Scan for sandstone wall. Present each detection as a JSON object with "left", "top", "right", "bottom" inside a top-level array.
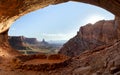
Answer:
[
  {"left": 0, "top": 31, "right": 20, "bottom": 58},
  {"left": 59, "top": 19, "right": 120, "bottom": 57}
]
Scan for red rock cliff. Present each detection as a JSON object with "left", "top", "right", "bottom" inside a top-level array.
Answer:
[
  {"left": 59, "top": 19, "right": 120, "bottom": 57},
  {"left": 8, "top": 36, "right": 39, "bottom": 50}
]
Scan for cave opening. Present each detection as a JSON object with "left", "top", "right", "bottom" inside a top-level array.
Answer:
[
  {"left": 8, "top": 1, "right": 114, "bottom": 55},
  {"left": 0, "top": 0, "right": 120, "bottom": 74}
]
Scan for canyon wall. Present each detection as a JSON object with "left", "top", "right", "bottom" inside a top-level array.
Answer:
[
  {"left": 59, "top": 19, "right": 120, "bottom": 57},
  {"left": 8, "top": 36, "right": 39, "bottom": 50},
  {"left": 8, "top": 36, "right": 53, "bottom": 51}
]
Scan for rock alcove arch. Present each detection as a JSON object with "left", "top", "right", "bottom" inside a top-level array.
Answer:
[{"left": 0, "top": 0, "right": 120, "bottom": 58}]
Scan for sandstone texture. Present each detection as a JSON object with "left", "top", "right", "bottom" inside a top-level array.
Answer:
[
  {"left": 0, "top": 0, "right": 120, "bottom": 75},
  {"left": 59, "top": 19, "right": 120, "bottom": 57},
  {"left": 0, "top": 31, "right": 20, "bottom": 58}
]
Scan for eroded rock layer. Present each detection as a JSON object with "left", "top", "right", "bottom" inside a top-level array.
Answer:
[
  {"left": 0, "top": 31, "right": 20, "bottom": 58},
  {"left": 0, "top": 0, "right": 120, "bottom": 75},
  {"left": 59, "top": 18, "right": 120, "bottom": 57},
  {"left": 8, "top": 36, "right": 39, "bottom": 50}
]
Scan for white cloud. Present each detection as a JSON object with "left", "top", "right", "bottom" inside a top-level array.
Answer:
[{"left": 85, "top": 14, "right": 105, "bottom": 24}]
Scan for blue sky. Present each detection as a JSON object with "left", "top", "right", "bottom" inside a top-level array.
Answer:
[{"left": 8, "top": 1, "right": 114, "bottom": 41}]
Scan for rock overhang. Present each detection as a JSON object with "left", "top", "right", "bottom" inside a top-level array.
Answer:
[
  {"left": 0, "top": 1, "right": 120, "bottom": 74},
  {"left": 0, "top": 0, "right": 120, "bottom": 33}
]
